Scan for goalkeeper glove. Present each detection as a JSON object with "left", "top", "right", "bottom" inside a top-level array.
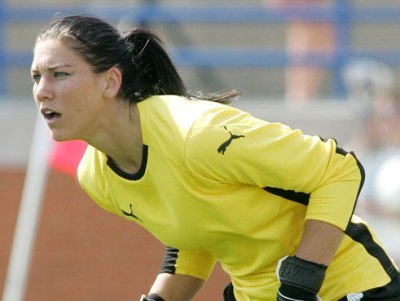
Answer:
[
  {"left": 139, "top": 294, "right": 166, "bottom": 301},
  {"left": 276, "top": 256, "right": 327, "bottom": 301}
]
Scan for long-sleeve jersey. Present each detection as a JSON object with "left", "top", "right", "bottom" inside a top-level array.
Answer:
[{"left": 78, "top": 95, "right": 398, "bottom": 300}]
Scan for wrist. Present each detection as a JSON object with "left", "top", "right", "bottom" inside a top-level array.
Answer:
[
  {"left": 278, "top": 256, "right": 327, "bottom": 294},
  {"left": 277, "top": 256, "right": 327, "bottom": 300}
]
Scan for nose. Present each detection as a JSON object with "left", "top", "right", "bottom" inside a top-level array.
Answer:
[{"left": 33, "top": 76, "right": 53, "bottom": 103}]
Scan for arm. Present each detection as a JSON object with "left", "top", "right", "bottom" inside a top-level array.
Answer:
[
  {"left": 296, "top": 219, "right": 344, "bottom": 266},
  {"left": 141, "top": 247, "right": 215, "bottom": 301},
  {"left": 272, "top": 142, "right": 361, "bottom": 300},
  {"left": 276, "top": 220, "right": 344, "bottom": 301},
  {"left": 144, "top": 273, "right": 204, "bottom": 301}
]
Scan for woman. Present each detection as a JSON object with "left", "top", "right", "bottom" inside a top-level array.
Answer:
[{"left": 31, "top": 14, "right": 400, "bottom": 301}]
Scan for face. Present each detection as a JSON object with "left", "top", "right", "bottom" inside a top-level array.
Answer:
[{"left": 31, "top": 39, "right": 108, "bottom": 141}]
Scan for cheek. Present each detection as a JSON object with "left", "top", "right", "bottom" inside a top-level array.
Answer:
[
  {"left": 70, "top": 88, "right": 103, "bottom": 118},
  {"left": 61, "top": 74, "right": 104, "bottom": 112}
]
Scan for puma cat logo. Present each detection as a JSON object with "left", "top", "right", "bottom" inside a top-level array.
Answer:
[
  {"left": 121, "top": 204, "right": 142, "bottom": 222},
  {"left": 217, "top": 126, "right": 245, "bottom": 155}
]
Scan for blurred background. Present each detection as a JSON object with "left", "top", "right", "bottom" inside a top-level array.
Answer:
[{"left": 1, "top": 0, "right": 400, "bottom": 300}]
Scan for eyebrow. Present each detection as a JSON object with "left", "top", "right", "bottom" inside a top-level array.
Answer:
[
  {"left": 48, "top": 64, "right": 73, "bottom": 70},
  {"left": 31, "top": 64, "right": 73, "bottom": 72}
]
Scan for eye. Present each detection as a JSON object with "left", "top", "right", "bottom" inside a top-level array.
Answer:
[
  {"left": 31, "top": 73, "right": 41, "bottom": 83},
  {"left": 54, "top": 71, "right": 69, "bottom": 78}
]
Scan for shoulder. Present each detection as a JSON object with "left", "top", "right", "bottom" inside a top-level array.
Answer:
[
  {"left": 139, "top": 95, "right": 246, "bottom": 147},
  {"left": 138, "top": 95, "right": 227, "bottom": 122},
  {"left": 185, "top": 103, "right": 268, "bottom": 157},
  {"left": 183, "top": 104, "right": 267, "bottom": 179}
]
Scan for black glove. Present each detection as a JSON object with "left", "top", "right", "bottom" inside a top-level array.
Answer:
[
  {"left": 277, "top": 284, "right": 321, "bottom": 301},
  {"left": 140, "top": 294, "right": 166, "bottom": 301},
  {"left": 276, "top": 256, "right": 327, "bottom": 301}
]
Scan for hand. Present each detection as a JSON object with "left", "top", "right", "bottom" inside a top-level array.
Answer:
[
  {"left": 277, "top": 284, "right": 322, "bottom": 301},
  {"left": 139, "top": 294, "right": 166, "bottom": 301},
  {"left": 276, "top": 256, "right": 326, "bottom": 301}
]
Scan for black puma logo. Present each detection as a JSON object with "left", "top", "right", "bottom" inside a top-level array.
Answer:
[
  {"left": 217, "top": 126, "right": 245, "bottom": 155},
  {"left": 121, "top": 204, "right": 142, "bottom": 222}
]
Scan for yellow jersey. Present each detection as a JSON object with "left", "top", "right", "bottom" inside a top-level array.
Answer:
[{"left": 78, "top": 95, "right": 398, "bottom": 300}]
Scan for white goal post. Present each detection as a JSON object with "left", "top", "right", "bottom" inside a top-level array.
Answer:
[{"left": 2, "top": 113, "right": 52, "bottom": 301}]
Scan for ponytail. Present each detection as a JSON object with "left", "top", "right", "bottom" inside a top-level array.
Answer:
[
  {"left": 120, "top": 29, "right": 240, "bottom": 104},
  {"left": 120, "top": 28, "right": 188, "bottom": 102}
]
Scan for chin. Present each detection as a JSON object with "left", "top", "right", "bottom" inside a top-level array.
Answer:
[{"left": 50, "top": 131, "right": 77, "bottom": 142}]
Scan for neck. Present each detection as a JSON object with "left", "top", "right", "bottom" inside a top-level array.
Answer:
[{"left": 85, "top": 101, "right": 143, "bottom": 174}]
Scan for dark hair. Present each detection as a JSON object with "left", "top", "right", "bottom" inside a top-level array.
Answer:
[{"left": 35, "top": 14, "right": 239, "bottom": 104}]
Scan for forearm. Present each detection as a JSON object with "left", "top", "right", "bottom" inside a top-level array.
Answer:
[
  {"left": 146, "top": 273, "right": 204, "bottom": 301},
  {"left": 276, "top": 219, "right": 344, "bottom": 300},
  {"left": 296, "top": 219, "right": 344, "bottom": 265}
]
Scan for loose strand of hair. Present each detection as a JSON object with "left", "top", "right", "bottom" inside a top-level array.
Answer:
[{"left": 188, "top": 89, "right": 241, "bottom": 104}]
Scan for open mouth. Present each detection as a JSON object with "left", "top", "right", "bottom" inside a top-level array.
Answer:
[{"left": 42, "top": 109, "right": 61, "bottom": 121}]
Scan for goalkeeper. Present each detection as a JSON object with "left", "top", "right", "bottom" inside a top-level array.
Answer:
[{"left": 31, "top": 15, "right": 400, "bottom": 300}]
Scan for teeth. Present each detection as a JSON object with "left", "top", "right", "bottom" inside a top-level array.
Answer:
[{"left": 44, "top": 110, "right": 54, "bottom": 115}]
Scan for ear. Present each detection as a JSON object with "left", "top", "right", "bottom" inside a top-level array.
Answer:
[{"left": 103, "top": 66, "right": 122, "bottom": 99}]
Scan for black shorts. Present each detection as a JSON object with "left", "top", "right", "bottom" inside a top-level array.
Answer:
[
  {"left": 223, "top": 271, "right": 400, "bottom": 301},
  {"left": 223, "top": 283, "right": 235, "bottom": 301}
]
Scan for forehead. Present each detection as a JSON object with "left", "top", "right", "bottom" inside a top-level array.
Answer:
[{"left": 31, "top": 39, "right": 83, "bottom": 69}]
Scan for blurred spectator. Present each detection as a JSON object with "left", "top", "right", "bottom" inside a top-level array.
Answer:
[
  {"left": 344, "top": 59, "right": 400, "bottom": 264},
  {"left": 265, "top": 0, "right": 335, "bottom": 103},
  {"left": 343, "top": 59, "right": 398, "bottom": 149}
]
